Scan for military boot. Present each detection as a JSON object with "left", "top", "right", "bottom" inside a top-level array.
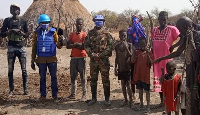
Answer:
[
  {"left": 104, "top": 84, "right": 111, "bottom": 107},
  {"left": 88, "top": 85, "right": 97, "bottom": 106}
]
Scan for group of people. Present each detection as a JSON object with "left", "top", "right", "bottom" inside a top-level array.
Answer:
[{"left": 1, "top": 3, "right": 200, "bottom": 115}]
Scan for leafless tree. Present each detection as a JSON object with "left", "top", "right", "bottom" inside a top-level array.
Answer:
[{"left": 53, "top": 0, "right": 64, "bottom": 32}]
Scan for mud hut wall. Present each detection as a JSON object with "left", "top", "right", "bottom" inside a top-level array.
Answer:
[{"left": 23, "top": 0, "right": 94, "bottom": 40}]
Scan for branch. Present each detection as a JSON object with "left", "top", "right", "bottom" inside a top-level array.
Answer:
[
  {"left": 189, "top": 0, "right": 200, "bottom": 23},
  {"left": 146, "top": 11, "right": 154, "bottom": 50},
  {"left": 146, "top": 11, "right": 153, "bottom": 33},
  {"left": 53, "top": 0, "right": 64, "bottom": 32}
]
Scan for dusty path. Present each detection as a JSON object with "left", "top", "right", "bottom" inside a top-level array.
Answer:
[{"left": 0, "top": 47, "right": 175, "bottom": 115}]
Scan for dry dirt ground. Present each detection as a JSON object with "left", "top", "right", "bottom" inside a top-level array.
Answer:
[{"left": 0, "top": 33, "right": 183, "bottom": 115}]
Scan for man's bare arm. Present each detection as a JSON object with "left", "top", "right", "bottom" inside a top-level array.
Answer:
[
  {"left": 66, "top": 40, "right": 84, "bottom": 50},
  {"left": 153, "top": 42, "right": 186, "bottom": 63}
]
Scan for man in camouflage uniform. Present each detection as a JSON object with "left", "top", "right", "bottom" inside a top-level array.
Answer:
[{"left": 85, "top": 15, "right": 113, "bottom": 107}]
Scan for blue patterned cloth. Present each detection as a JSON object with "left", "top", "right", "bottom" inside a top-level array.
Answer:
[{"left": 127, "top": 16, "right": 146, "bottom": 48}]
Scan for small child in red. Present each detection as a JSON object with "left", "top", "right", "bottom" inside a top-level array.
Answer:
[
  {"left": 160, "top": 60, "right": 181, "bottom": 115},
  {"left": 133, "top": 37, "right": 153, "bottom": 113}
]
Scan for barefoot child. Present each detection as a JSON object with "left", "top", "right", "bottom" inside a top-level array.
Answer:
[
  {"left": 115, "top": 29, "right": 133, "bottom": 107},
  {"left": 160, "top": 61, "right": 181, "bottom": 115},
  {"left": 133, "top": 37, "right": 153, "bottom": 113}
]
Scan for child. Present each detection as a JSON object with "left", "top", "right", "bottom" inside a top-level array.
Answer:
[
  {"left": 115, "top": 29, "right": 133, "bottom": 107},
  {"left": 160, "top": 61, "right": 181, "bottom": 115},
  {"left": 66, "top": 18, "right": 87, "bottom": 101},
  {"left": 133, "top": 37, "right": 153, "bottom": 113}
]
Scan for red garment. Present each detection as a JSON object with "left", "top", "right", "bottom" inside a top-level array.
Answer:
[
  {"left": 69, "top": 31, "right": 87, "bottom": 57},
  {"left": 133, "top": 50, "right": 153, "bottom": 84},
  {"left": 162, "top": 74, "right": 181, "bottom": 113},
  {"left": 198, "top": 75, "right": 200, "bottom": 83}
]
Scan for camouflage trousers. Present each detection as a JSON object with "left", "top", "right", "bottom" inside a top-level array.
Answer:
[{"left": 89, "top": 60, "right": 110, "bottom": 101}]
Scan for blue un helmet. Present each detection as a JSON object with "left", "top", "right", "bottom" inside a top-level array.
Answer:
[
  {"left": 37, "top": 14, "right": 51, "bottom": 24},
  {"left": 93, "top": 15, "right": 105, "bottom": 27}
]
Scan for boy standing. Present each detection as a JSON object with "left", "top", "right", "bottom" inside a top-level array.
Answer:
[
  {"left": 115, "top": 29, "right": 133, "bottom": 107},
  {"left": 67, "top": 18, "right": 87, "bottom": 101}
]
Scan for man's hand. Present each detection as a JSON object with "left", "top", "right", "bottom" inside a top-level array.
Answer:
[
  {"left": 10, "top": 29, "right": 25, "bottom": 36},
  {"left": 58, "top": 36, "right": 64, "bottom": 46},
  {"left": 31, "top": 60, "right": 36, "bottom": 70},
  {"left": 92, "top": 53, "right": 99, "bottom": 61}
]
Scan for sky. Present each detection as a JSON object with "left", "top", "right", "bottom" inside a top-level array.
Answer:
[{"left": 0, "top": 0, "right": 196, "bottom": 19}]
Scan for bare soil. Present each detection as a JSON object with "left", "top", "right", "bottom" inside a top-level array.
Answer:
[{"left": 0, "top": 33, "right": 181, "bottom": 115}]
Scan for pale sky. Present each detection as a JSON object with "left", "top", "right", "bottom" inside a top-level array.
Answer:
[{"left": 0, "top": 0, "right": 196, "bottom": 19}]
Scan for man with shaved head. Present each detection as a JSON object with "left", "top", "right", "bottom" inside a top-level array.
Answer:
[{"left": 154, "top": 16, "right": 200, "bottom": 115}]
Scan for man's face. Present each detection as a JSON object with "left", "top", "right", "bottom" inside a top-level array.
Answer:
[
  {"left": 10, "top": 6, "right": 20, "bottom": 16},
  {"left": 158, "top": 16, "right": 167, "bottom": 28},
  {"left": 76, "top": 20, "right": 83, "bottom": 32},
  {"left": 119, "top": 32, "right": 127, "bottom": 41},
  {"left": 177, "top": 24, "right": 185, "bottom": 36}
]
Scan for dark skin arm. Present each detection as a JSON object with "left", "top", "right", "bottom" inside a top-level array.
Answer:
[
  {"left": 66, "top": 40, "right": 84, "bottom": 50},
  {"left": 153, "top": 41, "right": 186, "bottom": 63},
  {"left": 1, "top": 18, "right": 10, "bottom": 37},
  {"left": 160, "top": 68, "right": 165, "bottom": 84},
  {"left": 115, "top": 47, "right": 118, "bottom": 76},
  {"left": 125, "top": 42, "right": 132, "bottom": 56},
  {"left": 169, "top": 37, "right": 183, "bottom": 53},
  {"left": 174, "top": 79, "right": 182, "bottom": 101},
  {"left": 146, "top": 49, "right": 153, "bottom": 66},
  {"left": 130, "top": 45, "right": 136, "bottom": 63}
]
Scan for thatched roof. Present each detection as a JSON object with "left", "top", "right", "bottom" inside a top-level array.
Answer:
[{"left": 22, "top": 0, "right": 94, "bottom": 36}]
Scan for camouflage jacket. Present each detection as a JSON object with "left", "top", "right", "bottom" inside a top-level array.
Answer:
[{"left": 85, "top": 27, "right": 113, "bottom": 60}]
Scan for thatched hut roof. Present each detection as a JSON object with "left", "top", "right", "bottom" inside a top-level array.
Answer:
[{"left": 22, "top": 0, "right": 94, "bottom": 37}]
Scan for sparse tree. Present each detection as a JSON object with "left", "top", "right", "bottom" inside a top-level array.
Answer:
[{"left": 96, "top": 10, "right": 119, "bottom": 29}]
